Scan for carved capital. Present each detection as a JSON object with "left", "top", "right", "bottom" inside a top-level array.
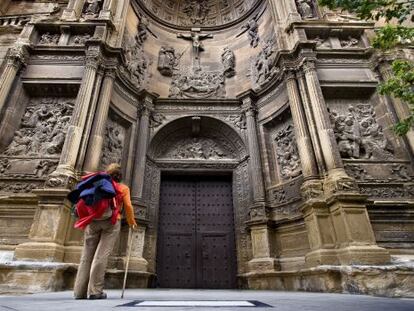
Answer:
[
  {"left": 285, "top": 70, "right": 297, "bottom": 81},
  {"left": 6, "top": 45, "right": 29, "bottom": 69},
  {"left": 302, "top": 61, "right": 316, "bottom": 74},
  {"left": 85, "top": 48, "right": 102, "bottom": 70},
  {"left": 45, "top": 166, "right": 77, "bottom": 189},
  {"left": 104, "top": 67, "right": 117, "bottom": 79}
]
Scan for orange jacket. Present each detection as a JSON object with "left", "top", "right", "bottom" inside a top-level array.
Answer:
[{"left": 117, "top": 183, "right": 137, "bottom": 227}]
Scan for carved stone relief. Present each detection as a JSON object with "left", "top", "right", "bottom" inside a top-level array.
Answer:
[
  {"left": 340, "top": 36, "right": 360, "bottom": 48},
  {"left": 249, "top": 38, "right": 280, "bottom": 90},
  {"left": 183, "top": 0, "right": 210, "bottom": 25},
  {"left": 3, "top": 98, "right": 73, "bottom": 156},
  {"left": 274, "top": 124, "right": 302, "bottom": 180},
  {"left": 70, "top": 34, "right": 91, "bottom": 45},
  {"left": 330, "top": 104, "right": 394, "bottom": 160},
  {"left": 82, "top": 0, "right": 102, "bottom": 17},
  {"left": 295, "top": 0, "right": 316, "bottom": 19},
  {"left": 101, "top": 118, "right": 126, "bottom": 168},
  {"left": 225, "top": 114, "right": 247, "bottom": 130},
  {"left": 140, "top": 0, "right": 259, "bottom": 27},
  {"left": 149, "top": 113, "right": 166, "bottom": 129},
  {"left": 161, "top": 137, "right": 233, "bottom": 160},
  {"left": 39, "top": 33, "right": 60, "bottom": 45},
  {"left": 169, "top": 67, "right": 225, "bottom": 99},
  {"left": 221, "top": 47, "right": 236, "bottom": 78},
  {"left": 121, "top": 33, "right": 150, "bottom": 88}
]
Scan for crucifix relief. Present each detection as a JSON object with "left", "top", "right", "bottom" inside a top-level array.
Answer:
[{"left": 177, "top": 28, "right": 213, "bottom": 69}]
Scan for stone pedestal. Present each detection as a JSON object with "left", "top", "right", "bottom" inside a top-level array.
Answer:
[
  {"left": 247, "top": 222, "right": 279, "bottom": 272},
  {"left": 14, "top": 189, "right": 71, "bottom": 262},
  {"left": 122, "top": 226, "right": 148, "bottom": 272}
]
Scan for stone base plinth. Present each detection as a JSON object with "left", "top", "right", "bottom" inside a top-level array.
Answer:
[
  {"left": 248, "top": 257, "right": 280, "bottom": 272},
  {"left": 337, "top": 245, "right": 391, "bottom": 265},
  {"left": 244, "top": 262, "right": 414, "bottom": 298},
  {"left": 122, "top": 257, "right": 148, "bottom": 272},
  {"left": 0, "top": 261, "right": 151, "bottom": 293},
  {"left": 14, "top": 242, "right": 65, "bottom": 262}
]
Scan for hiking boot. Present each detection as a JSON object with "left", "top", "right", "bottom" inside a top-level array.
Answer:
[{"left": 89, "top": 292, "right": 107, "bottom": 300}]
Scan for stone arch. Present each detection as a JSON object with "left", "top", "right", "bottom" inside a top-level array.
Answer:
[
  {"left": 148, "top": 116, "right": 247, "bottom": 161},
  {"left": 143, "top": 115, "right": 252, "bottom": 275}
]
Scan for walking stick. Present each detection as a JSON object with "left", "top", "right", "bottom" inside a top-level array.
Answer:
[{"left": 121, "top": 227, "right": 133, "bottom": 299}]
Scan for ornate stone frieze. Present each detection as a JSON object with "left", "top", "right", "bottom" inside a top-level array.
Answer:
[
  {"left": 295, "top": 0, "right": 317, "bottom": 19},
  {"left": 330, "top": 104, "right": 394, "bottom": 160},
  {"left": 101, "top": 118, "right": 126, "bottom": 168},
  {"left": 82, "top": 0, "right": 102, "bottom": 17},
  {"left": 0, "top": 158, "right": 58, "bottom": 178},
  {"left": 345, "top": 164, "right": 371, "bottom": 181},
  {"left": 38, "top": 32, "right": 60, "bottom": 45},
  {"left": 0, "top": 181, "right": 42, "bottom": 193},
  {"left": 274, "top": 124, "right": 302, "bottom": 180},
  {"left": 221, "top": 47, "right": 236, "bottom": 78},
  {"left": 249, "top": 38, "right": 280, "bottom": 91},
  {"left": 3, "top": 98, "right": 74, "bottom": 157},
  {"left": 169, "top": 67, "right": 225, "bottom": 99},
  {"left": 344, "top": 162, "right": 412, "bottom": 182},
  {"left": 155, "top": 161, "right": 238, "bottom": 169},
  {"left": 359, "top": 184, "right": 412, "bottom": 199}
]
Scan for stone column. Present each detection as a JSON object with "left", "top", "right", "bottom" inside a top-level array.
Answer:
[
  {"left": 83, "top": 70, "right": 116, "bottom": 172},
  {"left": 47, "top": 48, "right": 101, "bottom": 187},
  {"left": 131, "top": 95, "right": 153, "bottom": 199},
  {"left": 242, "top": 97, "right": 265, "bottom": 204},
  {"left": 14, "top": 189, "right": 71, "bottom": 261},
  {"left": 99, "top": 0, "right": 117, "bottom": 20},
  {"left": 61, "top": 0, "right": 85, "bottom": 21},
  {"left": 300, "top": 61, "right": 390, "bottom": 266},
  {"left": 0, "top": 46, "right": 27, "bottom": 116},
  {"left": 285, "top": 72, "right": 318, "bottom": 179},
  {"left": 240, "top": 94, "right": 278, "bottom": 272}
]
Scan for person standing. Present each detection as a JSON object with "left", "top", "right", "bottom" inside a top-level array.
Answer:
[{"left": 73, "top": 163, "right": 137, "bottom": 299}]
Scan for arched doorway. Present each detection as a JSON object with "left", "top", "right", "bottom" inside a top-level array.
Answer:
[{"left": 146, "top": 116, "right": 249, "bottom": 289}]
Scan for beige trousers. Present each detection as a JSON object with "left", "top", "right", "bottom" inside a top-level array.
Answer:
[{"left": 74, "top": 219, "right": 120, "bottom": 298}]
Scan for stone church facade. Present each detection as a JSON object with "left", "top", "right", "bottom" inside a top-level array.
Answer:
[{"left": 0, "top": 0, "right": 413, "bottom": 296}]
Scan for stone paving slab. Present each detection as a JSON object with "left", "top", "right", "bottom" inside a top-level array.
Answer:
[{"left": 0, "top": 289, "right": 414, "bottom": 311}]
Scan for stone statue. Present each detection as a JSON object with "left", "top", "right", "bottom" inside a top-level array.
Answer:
[
  {"left": 177, "top": 30, "right": 213, "bottom": 67},
  {"left": 221, "top": 47, "right": 235, "bottom": 78},
  {"left": 239, "top": 17, "right": 260, "bottom": 48},
  {"left": 83, "top": 0, "right": 102, "bottom": 17},
  {"left": 101, "top": 119, "right": 125, "bottom": 168},
  {"left": 251, "top": 39, "right": 279, "bottom": 89},
  {"left": 122, "top": 34, "right": 149, "bottom": 87},
  {"left": 157, "top": 46, "right": 177, "bottom": 77},
  {"left": 295, "top": 0, "right": 315, "bottom": 19}
]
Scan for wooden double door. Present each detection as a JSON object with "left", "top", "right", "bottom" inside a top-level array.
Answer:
[{"left": 156, "top": 175, "right": 237, "bottom": 289}]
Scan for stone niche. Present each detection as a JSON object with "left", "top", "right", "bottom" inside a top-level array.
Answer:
[{"left": 261, "top": 108, "right": 303, "bottom": 220}]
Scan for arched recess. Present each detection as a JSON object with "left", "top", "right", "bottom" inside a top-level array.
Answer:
[{"left": 142, "top": 115, "right": 253, "bottom": 280}]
